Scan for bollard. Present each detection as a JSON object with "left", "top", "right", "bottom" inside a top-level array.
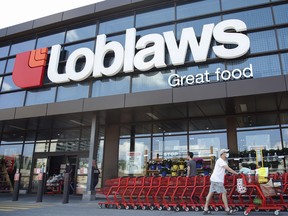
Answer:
[
  {"left": 62, "top": 173, "right": 70, "bottom": 204},
  {"left": 12, "top": 173, "right": 21, "bottom": 201},
  {"left": 36, "top": 173, "right": 45, "bottom": 202}
]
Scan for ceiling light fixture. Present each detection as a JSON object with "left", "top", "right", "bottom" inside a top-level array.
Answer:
[
  {"left": 70, "top": 120, "right": 85, "bottom": 126},
  {"left": 146, "top": 113, "right": 159, "bottom": 120}
]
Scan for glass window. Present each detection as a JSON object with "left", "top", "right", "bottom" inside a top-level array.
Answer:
[
  {"left": 99, "top": 15, "right": 133, "bottom": 34},
  {"left": 237, "top": 129, "right": 282, "bottom": 152},
  {"left": 189, "top": 133, "right": 227, "bottom": 157},
  {"left": 0, "top": 91, "right": 25, "bottom": 109},
  {"left": 10, "top": 39, "right": 36, "bottom": 56},
  {"left": 136, "top": 24, "right": 174, "bottom": 38},
  {"left": 62, "top": 41, "right": 94, "bottom": 60},
  {"left": 223, "top": 8, "right": 273, "bottom": 29},
  {"left": 132, "top": 70, "right": 174, "bottom": 93},
  {"left": 0, "top": 60, "right": 6, "bottom": 74},
  {"left": 1, "top": 132, "right": 25, "bottom": 144},
  {"left": 0, "top": 144, "right": 22, "bottom": 188},
  {"left": 273, "top": 4, "right": 288, "bottom": 24},
  {"left": 177, "top": 16, "right": 221, "bottom": 39},
  {"left": 281, "top": 53, "right": 288, "bottom": 75},
  {"left": 20, "top": 144, "right": 34, "bottom": 189},
  {"left": 5, "top": 58, "right": 15, "bottom": 73},
  {"left": 56, "top": 82, "right": 89, "bottom": 102},
  {"left": 36, "top": 31, "right": 65, "bottom": 48},
  {"left": 164, "top": 135, "right": 187, "bottom": 158},
  {"left": 277, "top": 28, "right": 288, "bottom": 49},
  {"left": 50, "top": 128, "right": 80, "bottom": 152},
  {"left": 227, "top": 54, "right": 281, "bottom": 78},
  {"left": 0, "top": 45, "right": 10, "bottom": 58},
  {"left": 79, "top": 127, "right": 90, "bottom": 151},
  {"left": 221, "top": 0, "right": 269, "bottom": 11},
  {"left": 66, "top": 24, "right": 96, "bottom": 43},
  {"left": 136, "top": 6, "right": 174, "bottom": 28},
  {"left": 1, "top": 75, "right": 21, "bottom": 92},
  {"left": 118, "top": 137, "right": 149, "bottom": 176},
  {"left": 25, "top": 87, "right": 56, "bottom": 106},
  {"left": 177, "top": 0, "right": 220, "bottom": 20},
  {"left": 248, "top": 30, "right": 277, "bottom": 54},
  {"left": 282, "top": 128, "right": 288, "bottom": 148},
  {"left": 92, "top": 76, "right": 130, "bottom": 97}
]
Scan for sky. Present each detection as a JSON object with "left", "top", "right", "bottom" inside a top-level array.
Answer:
[{"left": 0, "top": 0, "right": 105, "bottom": 29}]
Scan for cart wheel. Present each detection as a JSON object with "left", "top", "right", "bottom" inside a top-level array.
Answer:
[
  {"left": 175, "top": 206, "right": 180, "bottom": 212},
  {"left": 167, "top": 206, "right": 171, "bottom": 211},
  {"left": 125, "top": 205, "right": 130, "bottom": 210},
  {"left": 98, "top": 204, "right": 102, "bottom": 208},
  {"left": 142, "top": 206, "right": 146, "bottom": 210},
  {"left": 184, "top": 207, "right": 190, "bottom": 212},
  {"left": 149, "top": 205, "right": 154, "bottom": 210},
  {"left": 134, "top": 205, "right": 138, "bottom": 210},
  {"left": 274, "top": 210, "right": 280, "bottom": 215},
  {"left": 244, "top": 210, "right": 249, "bottom": 216},
  {"left": 214, "top": 207, "right": 219, "bottom": 211},
  {"left": 195, "top": 207, "right": 199, "bottom": 212},
  {"left": 117, "top": 205, "right": 122, "bottom": 209},
  {"left": 158, "top": 206, "right": 162, "bottom": 211}
]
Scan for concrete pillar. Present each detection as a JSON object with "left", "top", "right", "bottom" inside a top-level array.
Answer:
[{"left": 82, "top": 113, "right": 98, "bottom": 201}]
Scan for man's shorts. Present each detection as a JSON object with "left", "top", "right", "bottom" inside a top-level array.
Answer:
[{"left": 209, "top": 181, "right": 227, "bottom": 194}]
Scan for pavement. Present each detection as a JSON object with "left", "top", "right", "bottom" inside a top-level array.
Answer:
[{"left": 0, "top": 193, "right": 287, "bottom": 216}]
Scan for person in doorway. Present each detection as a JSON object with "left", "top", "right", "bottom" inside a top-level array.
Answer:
[
  {"left": 92, "top": 160, "right": 101, "bottom": 190},
  {"left": 186, "top": 152, "right": 196, "bottom": 177},
  {"left": 203, "top": 149, "right": 238, "bottom": 215}
]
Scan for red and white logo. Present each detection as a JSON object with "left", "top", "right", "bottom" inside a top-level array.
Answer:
[{"left": 12, "top": 47, "right": 48, "bottom": 88}]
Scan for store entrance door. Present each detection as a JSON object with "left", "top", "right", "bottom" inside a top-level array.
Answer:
[{"left": 31, "top": 155, "right": 77, "bottom": 194}]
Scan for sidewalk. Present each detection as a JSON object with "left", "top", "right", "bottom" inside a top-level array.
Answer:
[{"left": 0, "top": 193, "right": 287, "bottom": 216}]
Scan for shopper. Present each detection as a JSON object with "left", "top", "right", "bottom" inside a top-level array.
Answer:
[
  {"left": 186, "top": 152, "right": 196, "bottom": 177},
  {"left": 92, "top": 160, "right": 101, "bottom": 190},
  {"left": 203, "top": 149, "right": 238, "bottom": 215}
]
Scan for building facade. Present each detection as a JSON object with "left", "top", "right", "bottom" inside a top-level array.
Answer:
[{"left": 0, "top": 0, "right": 288, "bottom": 196}]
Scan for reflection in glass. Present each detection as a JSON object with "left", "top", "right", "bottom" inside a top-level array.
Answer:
[
  {"left": 99, "top": 15, "right": 133, "bottom": 34},
  {"left": 277, "top": 28, "right": 288, "bottom": 49},
  {"left": 248, "top": 30, "right": 277, "bottom": 54},
  {"left": 25, "top": 87, "right": 56, "bottom": 106},
  {"left": 62, "top": 41, "right": 94, "bottom": 60},
  {"left": 237, "top": 129, "right": 282, "bottom": 152},
  {"left": 273, "top": 4, "right": 288, "bottom": 25},
  {"left": 281, "top": 53, "right": 288, "bottom": 75},
  {"left": 0, "top": 45, "right": 10, "bottom": 58},
  {"left": 226, "top": 55, "right": 281, "bottom": 78},
  {"left": 1, "top": 75, "right": 20, "bottom": 92},
  {"left": 223, "top": 8, "right": 273, "bottom": 29},
  {"left": 66, "top": 24, "right": 96, "bottom": 43},
  {"left": 221, "top": 0, "right": 269, "bottom": 11},
  {"left": 0, "top": 91, "right": 25, "bottom": 109},
  {"left": 136, "top": 6, "right": 174, "bottom": 28},
  {"left": 92, "top": 76, "right": 130, "bottom": 97},
  {"left": 56, "top": 82, "right": 89, "bottom": 102},
  {"left": 282, "top": 128, "right": 288, "bottom": 148},
  {"left": 0, "top": 60, "right": 6, "bottom": 74},
  {"left": 5, "top": 58, "right": 15, "bottom": 74},
  {"left": 21, "top": 144, "right": 34, "bottom": 189},
  {"left": 10, "top": 39, "right": 36, "bottom": 56},
  {"left": 132, "top": 70, "right": 174, "bottom": 93},
  {"left": 189, "top": 133, "right": 227, "bottom": 157},
  {"left": 37, "top": 31, "right": 65, "bottom": 48},
  {"left": 177, "top": 0, "right": 220, "bottom": 19}
]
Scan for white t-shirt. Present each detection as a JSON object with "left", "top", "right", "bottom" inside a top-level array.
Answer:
[{"left": 210, "top": 157, "right": 227, "bottom": 183}]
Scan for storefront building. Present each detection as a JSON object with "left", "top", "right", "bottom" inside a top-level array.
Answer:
[{"left": 0, "top": 0, "right": 288, "bottom": 196}]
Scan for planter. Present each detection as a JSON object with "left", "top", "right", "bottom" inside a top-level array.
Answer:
[
  {"left": 150, "top": 164, "right": 156, "bottom": 170},
  {"left": 171, "top": 171, "right": 177, "bottom": 176},
  {"left": 172, "top": 165, "right": 179, "bottom": 171},
  {"left": 196, "top": 163, "right": 202, "bottom": 169},
  {"left": 179, "top": 164, "right": 185, "bottom": 170}
]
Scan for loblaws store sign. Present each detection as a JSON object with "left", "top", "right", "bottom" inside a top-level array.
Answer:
[{"left": 12, "top": 19, "right": 252, "bottom": 89}]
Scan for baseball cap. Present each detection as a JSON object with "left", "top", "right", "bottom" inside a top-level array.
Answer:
[{"left": 220, "top": 149, "right": 229, "bottom": 155}]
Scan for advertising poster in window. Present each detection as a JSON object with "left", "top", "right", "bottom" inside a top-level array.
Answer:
[{"left": 125, "top": 152, "right": 142, "bottom": 174}]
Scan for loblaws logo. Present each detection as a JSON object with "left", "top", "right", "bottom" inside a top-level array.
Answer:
[
  {"left": 12, "top": 19, "right": 250, "bottom": 89},
  {"left": 12, "top": 48, "right": 48, "bottom": 88}
]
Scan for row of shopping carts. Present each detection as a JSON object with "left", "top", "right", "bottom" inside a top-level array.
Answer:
[{"left": 97, "top": 173, "right": 288, "bottom": 215}]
